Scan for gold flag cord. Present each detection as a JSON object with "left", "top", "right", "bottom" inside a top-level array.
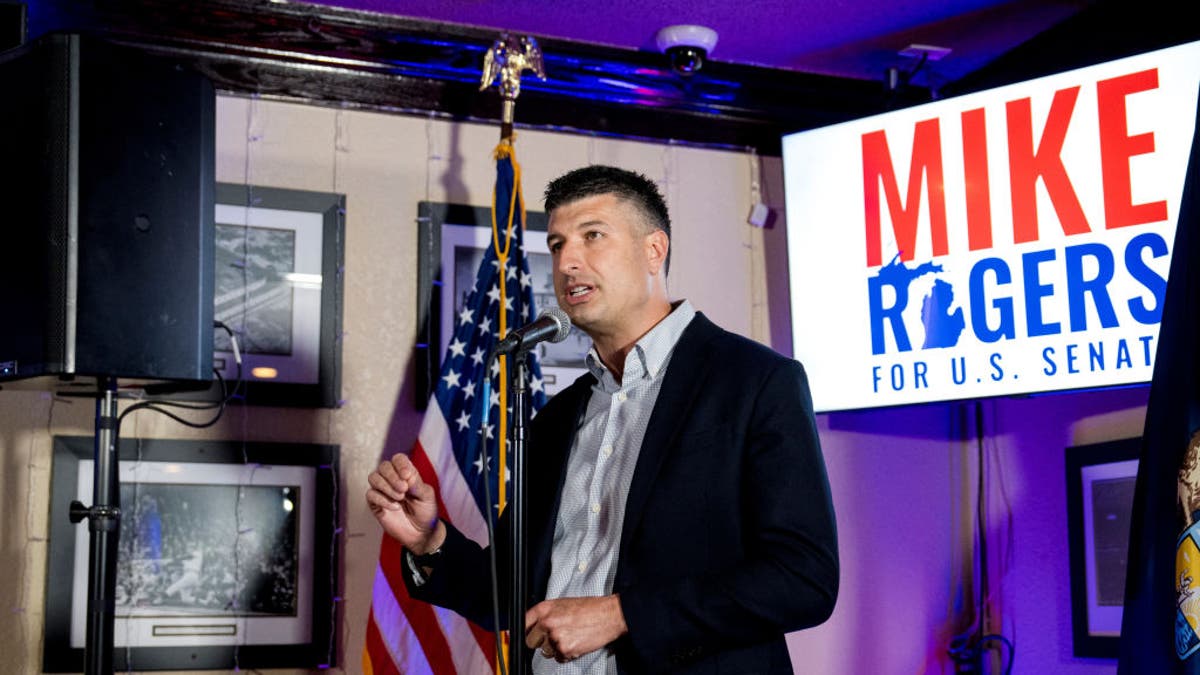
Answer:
[{"left": 491, "top": 137, "right": 522, "bottom": 515}]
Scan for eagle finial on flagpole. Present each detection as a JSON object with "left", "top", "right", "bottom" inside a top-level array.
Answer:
[{"left": 480, "top": 34, "right": 545, "bottom": 140}]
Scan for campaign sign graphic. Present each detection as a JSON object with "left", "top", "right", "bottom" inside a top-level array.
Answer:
[{"left": 783, "top": 41, "right": 1200, "bottom": 412}]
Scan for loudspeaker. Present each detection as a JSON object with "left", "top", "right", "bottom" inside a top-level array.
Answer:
[{"left": 0, "top": 34, "right": 214, "bottom": 389}]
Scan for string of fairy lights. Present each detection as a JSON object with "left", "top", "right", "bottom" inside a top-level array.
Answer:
[{"left": 326, "top": 104, "right": 350, "bottom": 669}]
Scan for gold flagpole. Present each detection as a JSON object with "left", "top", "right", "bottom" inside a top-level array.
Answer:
[{"left": 479, "top": 33, "right": 544, "bottom": 673}]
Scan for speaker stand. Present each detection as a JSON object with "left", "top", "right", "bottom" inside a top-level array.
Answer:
[{"left": 68, "top": 376, "right": 121, "bottom": 675}]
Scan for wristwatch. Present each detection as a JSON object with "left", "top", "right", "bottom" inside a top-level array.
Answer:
[{"left": 411, "top": 546, "right": 443, "bottom": 568}]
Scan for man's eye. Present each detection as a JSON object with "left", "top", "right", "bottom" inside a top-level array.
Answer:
[{"left": 586, "top": 231, "right": 603, "bottom": 240}]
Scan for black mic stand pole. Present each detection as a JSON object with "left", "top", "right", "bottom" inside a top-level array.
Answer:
[
  {"left": 507, "top": 350, "right": 531, "bottom": 675},
  {"left": 69, "top": 376, "right": 122, "bottom": 675}
]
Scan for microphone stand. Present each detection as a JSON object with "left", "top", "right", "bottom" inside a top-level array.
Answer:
[
  {"left": 68, "top": 376, "right": 122, "bottom": 675},
  {"left": 507, "top": 350, "right": 531, "bottom": 675}
]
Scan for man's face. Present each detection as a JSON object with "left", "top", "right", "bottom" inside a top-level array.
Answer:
[{"left": 546, "top": 193, "right": 666, "bottom": 340}]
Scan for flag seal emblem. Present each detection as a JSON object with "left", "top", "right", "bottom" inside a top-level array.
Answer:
[
  {"left": 1176, "top": 431, "right": 1200, "bottom": 660},
  {"left": 1176, "top": 525, "right": 1200, "bottom": 659}
]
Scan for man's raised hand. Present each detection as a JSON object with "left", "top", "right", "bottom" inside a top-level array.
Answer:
[{"left": 366, "top": 453, "right": 446, "bottom": 555}]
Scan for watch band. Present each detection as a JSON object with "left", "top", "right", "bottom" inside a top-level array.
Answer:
[{"left": 411, "top": 545, "right": 443, "bottom": 568}]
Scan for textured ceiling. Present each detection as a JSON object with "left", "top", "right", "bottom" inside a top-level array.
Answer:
[{"left": 301, "top": 0, "right": 1093, "bottom": 88}]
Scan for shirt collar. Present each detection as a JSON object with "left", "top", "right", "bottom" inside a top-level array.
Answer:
[{"left": 584, "top": 300, "right": 696, "bottom": 387}]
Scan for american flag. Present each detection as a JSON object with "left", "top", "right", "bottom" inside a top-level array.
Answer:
[{"left": 364, "top": 143, "right": 548, "bottom": 674}]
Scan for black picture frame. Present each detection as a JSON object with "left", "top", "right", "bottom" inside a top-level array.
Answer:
[
  {"left": 43, "top": 436, "right": 339, "bottom": 671},
  {"left": 168, "top": 183, "right": 345, "bottom": 408},
  {"left": 1065, "top": 436, "right": 1141, "bottom": 658},
  {"left": 414, "top": 201, "right": 591, "bottom": 409}
]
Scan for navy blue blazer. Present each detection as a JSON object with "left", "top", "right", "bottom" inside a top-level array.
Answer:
[{"left": 408, "top": 312, "right": 839, "bottom": 674}]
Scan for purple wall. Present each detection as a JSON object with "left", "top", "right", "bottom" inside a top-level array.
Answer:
[{"left": 784, "top": 386, "right": 1148, "bottom": 673}]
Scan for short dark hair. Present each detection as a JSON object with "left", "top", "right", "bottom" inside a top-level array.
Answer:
[{"left": 544, "top": 165, "right": 671, "bottom": 274}]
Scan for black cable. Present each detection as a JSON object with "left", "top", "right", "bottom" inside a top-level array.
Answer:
[
  {"left": 480, "top": 351, "right": 509, "bottom": 675},
  {"left": 213, "top": 319, "right": 248, "bottom": 403},
  {"left": 979, "top": 634, "right": 1014, "bottom": 674},
  {"left": 975, "top": 399, "right": 987, "bottom": 642},
  {"left": 118, "top": 368, "right": 224, "bottom": 425},
  {"left": 907, "top": 51, "right": 930, "bottom": 83},
  {"left": 966, "top": 403, "right": 1018, "bottom": 675},
  {"left": 117, "top": 321, "right": 243, "bottom": 434}
]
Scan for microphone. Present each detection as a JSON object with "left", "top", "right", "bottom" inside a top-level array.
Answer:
[{"left": 494, "top": 307, "right": 572, "bottom": 355}]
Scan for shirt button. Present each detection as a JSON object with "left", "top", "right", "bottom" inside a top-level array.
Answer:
[
  {"left": 591, "top": 502, "right": 601, "bottom": 513},
  {"left": 601, "top": 444, "right": 613, "bottom": 457},
  {"left": 616, "top": 391, "right": 627, "bottom": 402},
  {"left": 577, "top": 561, "right": 588, "bottom": 573}
]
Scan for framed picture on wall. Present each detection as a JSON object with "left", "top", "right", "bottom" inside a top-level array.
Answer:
[
  {"left": 164, "top": 183, "right": 345, "bottom": 408},
  {"left": 1065, "top": 436, "right": 1141, "bottom": 658},
  {"left": 414, "top": 202, "right": 590, "bottom": 409},
  {"left": 43, "top": 436, "right": 339, "bottom": 671}
]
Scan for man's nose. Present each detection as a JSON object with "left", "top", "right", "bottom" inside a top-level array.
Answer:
[{"left": 556, "top": 242, "right": 581, "bottom": 273}]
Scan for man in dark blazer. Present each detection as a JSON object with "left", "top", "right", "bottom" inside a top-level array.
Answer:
[{"left": 367, "top": 165, "right": 838, "bottom": 674}]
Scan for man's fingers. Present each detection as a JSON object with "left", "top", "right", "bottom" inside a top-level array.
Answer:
[
  {"left": 373, "top": 461, "right": 408, "bottom": 494},
  {"left": 529, "top": 631, "right": 557, "bottom": 661},
  {"left": 407, "top": 478, "right": 435, "bottom": 503},
  {"left": 389, "top": 453, "right": 422, "bottom": 482},
  {"left": 524, "top": 603, "right": 574, "bottom": 662},
  {"left": 525, "top": 607, "right": 551, "bottom": 650},
  {"left": 367, "top": 471, "right": 407, "bottom": 502},
  {"left": 524, "top": 624, "right": 544, "bottom": 649},
  {"left": 525, "top": 600, "right": 551, "bottom": 632},
  {"left": 365, "top": 488, "right": 401, "bottom": 512}
]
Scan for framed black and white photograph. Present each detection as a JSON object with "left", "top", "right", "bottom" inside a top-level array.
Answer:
[
  {"left": 210, "top": 183, "right": 344, "bottom": 407},
  {"left": 415, "top": 202, "right": 590, "bottom": 408},
  {"left": 44, "top": 436, "right": 339, "bottom": 671},
  {"left": 1065, "top": 436, "right": 1141, "bottom": 658}
]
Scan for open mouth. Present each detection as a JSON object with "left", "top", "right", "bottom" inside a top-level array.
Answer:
[{"left": 566, "top": 284, "right": 594, "bottom": 303}]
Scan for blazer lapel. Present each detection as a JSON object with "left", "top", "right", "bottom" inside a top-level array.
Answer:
[{"left": 616, "top": 313, "right": 721, "bottom": 562}]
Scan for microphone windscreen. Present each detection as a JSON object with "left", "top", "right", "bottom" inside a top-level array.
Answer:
[{"left": 541, "top": 306, "right": 572, "bottom": 343}]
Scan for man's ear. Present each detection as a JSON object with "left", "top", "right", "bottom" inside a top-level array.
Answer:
[{"left": 645, "top": 229, "right": 669, "bottom": 276}]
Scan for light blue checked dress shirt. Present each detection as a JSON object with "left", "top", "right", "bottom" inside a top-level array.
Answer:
[{"left": 534, "top": 300, "right": 697, "bottom": 675}]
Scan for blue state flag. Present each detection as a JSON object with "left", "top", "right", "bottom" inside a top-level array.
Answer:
[{"left": 1118, "top": 85, "right": 1200, "bottom": 675}]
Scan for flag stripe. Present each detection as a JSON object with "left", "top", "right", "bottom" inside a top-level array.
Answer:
[
  {"left": 410, "top": 437, "right": 498, "bottom": 666},
  {"left": 371, "top": 558, "right": 493, "bottom": 675},
  {"left": 379, "top": 538, "right": 457, "bottom": 674},
  {"left": 364, "top": 608, "right": 405, "bottom": 675},
  {"left": 369, "top": 564, "right": 433, "bottom": 674},
  {"left": 432, "top": 604, "right": 495, "bottom": 674}
]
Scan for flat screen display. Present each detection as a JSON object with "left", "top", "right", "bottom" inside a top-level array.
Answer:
[{"left": 783, "top": 41, "right": 1200, "bottom": 412}]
